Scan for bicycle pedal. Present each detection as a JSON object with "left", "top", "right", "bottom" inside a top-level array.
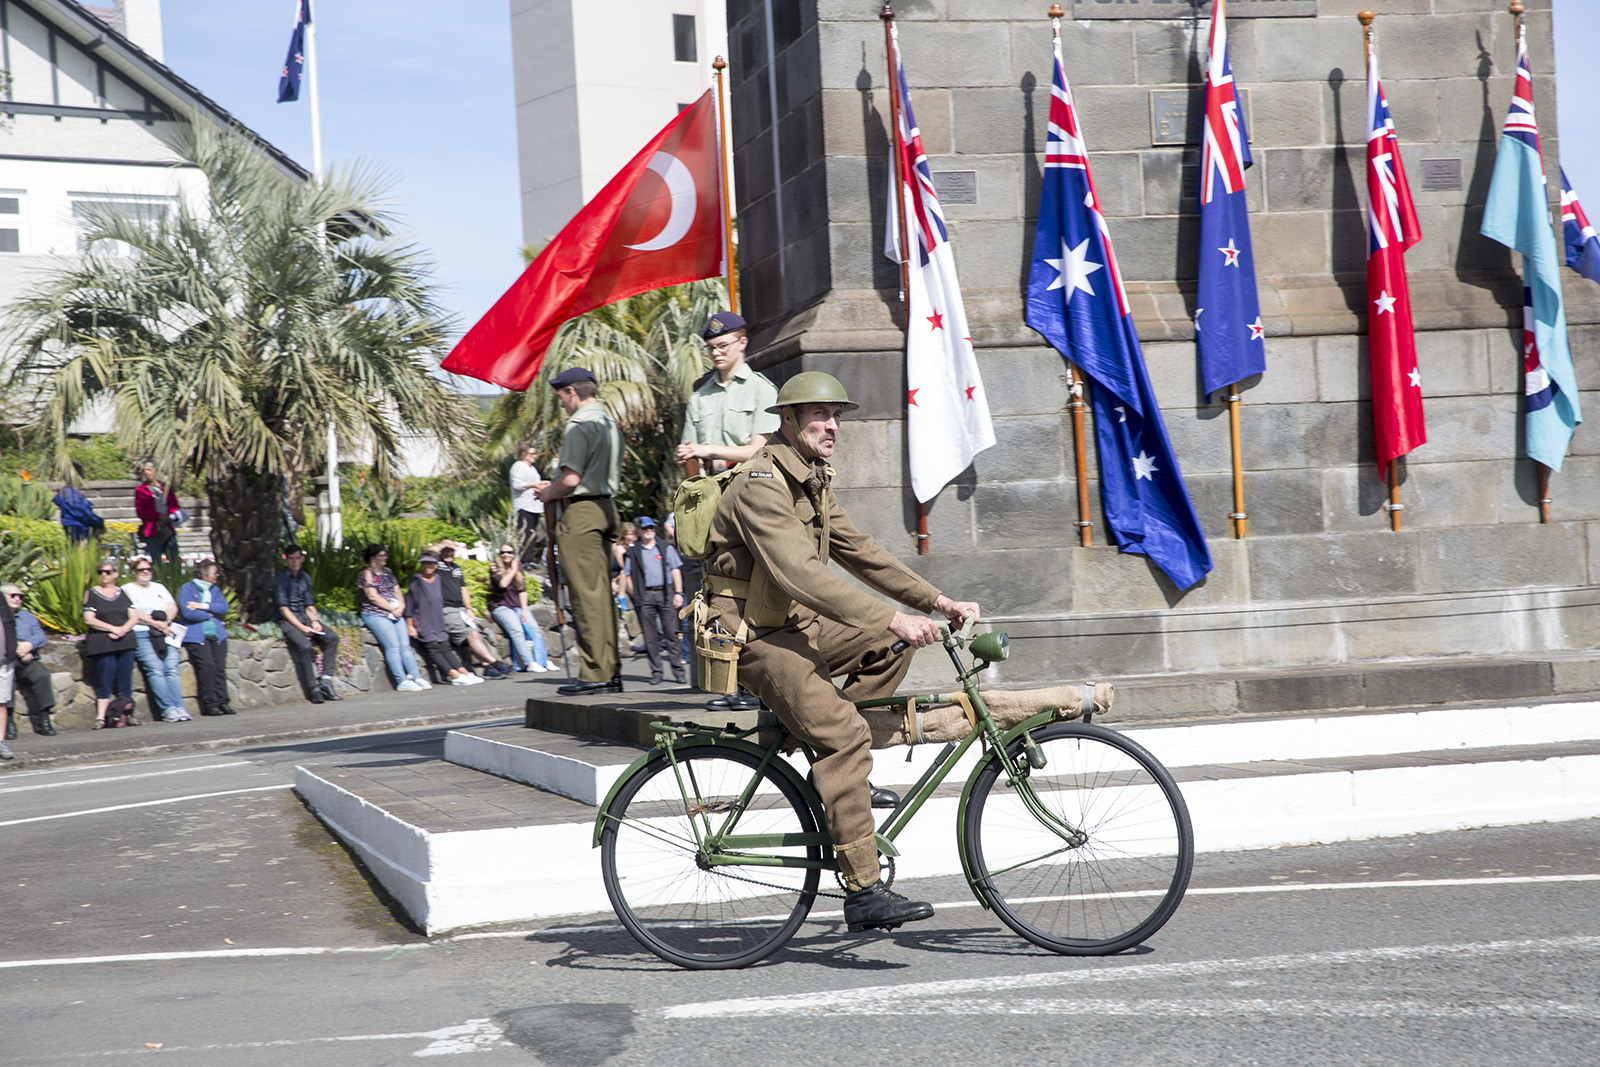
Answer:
[{"left": 846, "top": 921, "right": 903, "bottom": 934}]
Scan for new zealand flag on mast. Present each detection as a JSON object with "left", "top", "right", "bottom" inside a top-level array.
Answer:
[
  {"left": 1024, "top": 33, "right": 1212, "bottom": 591},
  {"left": 1195, "top": 0, "right": 1265, "bottom": 401},
  {"left": 277, "top": 0, "right": 310, "bottom": 103}
]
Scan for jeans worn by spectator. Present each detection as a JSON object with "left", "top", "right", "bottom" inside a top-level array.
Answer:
[
  {"left": 491, "top": 605, "right": 549, "bottom": 669},
  {"left": 133, "top": 630, "right": 187, "bottom": 718},
  {"left": 363, "top": 613, "right": 420, "bottom": 687}
]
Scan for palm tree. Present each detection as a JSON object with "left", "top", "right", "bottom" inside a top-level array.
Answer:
[
  {"left": 3, "top": 122, "right": 475, "bottom": 620},
  {"left": 482, "top": 277, "right": 726, "bottom": 522}
]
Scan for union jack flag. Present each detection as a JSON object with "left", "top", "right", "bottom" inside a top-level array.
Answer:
[
  {"left": 1482, "top": 28, "right": 1582, "bottom": 472},
  {"left": 1195, "top": 0, "right": 1264, "bottom": 401},
  {"left": 883, "top": 22, "right": 993, "bottom": 504},
  {"left": 1364, "top": 43, "right": 1425, "bottom": 474},
  {"left": 1560, "top": 167, "right": 1600, "bottom": 287},
  {"left": 1024, "top": 31, "right": 1211, "bottom": 590}
]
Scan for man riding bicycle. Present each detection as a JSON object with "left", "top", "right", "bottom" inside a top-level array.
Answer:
[{"left": 702, "top": 371, "right": 980, "bottom": 932}]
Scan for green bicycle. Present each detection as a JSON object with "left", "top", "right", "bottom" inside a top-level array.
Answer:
[{"left": 592, "top": 620, "right": 1194, "bottom": 969}]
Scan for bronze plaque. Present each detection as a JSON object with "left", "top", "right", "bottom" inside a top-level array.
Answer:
[
  {"left": 932, "top": 170, "right": 978, "bottom": 206},
  {"left": 1150, "top": 88, "right": 1253, "bottom": 147}
]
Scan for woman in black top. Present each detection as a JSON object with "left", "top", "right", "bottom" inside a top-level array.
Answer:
[{"left": 83, "top": 557, "right": 139, "bottom": 728}]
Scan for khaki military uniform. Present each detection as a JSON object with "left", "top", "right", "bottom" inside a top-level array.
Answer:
[
  {"left": 555, "top": 401, "right": 622, "bottom": 682},
  {"left": 704, "top": 435, "right": 942, "bottom": 880}
]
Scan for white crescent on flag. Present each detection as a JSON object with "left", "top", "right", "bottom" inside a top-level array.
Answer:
[{"left": 625, "top": 152, "right": 697, "bottom": 251}]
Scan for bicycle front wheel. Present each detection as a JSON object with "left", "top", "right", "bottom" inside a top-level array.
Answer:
[
  {"left": 599, "top": 744, "right": 822, "bottom": 969},
  {"left": 962, "top": 722, "right": 1193, "bottom": 955}
]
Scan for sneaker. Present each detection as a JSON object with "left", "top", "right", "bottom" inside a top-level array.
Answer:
[
  {"left": 415, "top": 677, "right": 434, "bottom": 689},
  {"left": 452, "top": 673, "right": 484, "bottom": 686},
  {"left": 526, "top": 662, "right": 549, "bottom": 673},
  {"left": 0, "top": 741, "right": 13, "bottom": 761},
  {"left": 169, "top": 710, "right": 192, "bottom": 721},
  {"left": 396, "top": 679, "right": 424, "bottom": 692}
]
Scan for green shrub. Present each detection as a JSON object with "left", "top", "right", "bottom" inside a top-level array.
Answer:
[
  {"left": 0, "top": 534, "right": 49, "bottom": 587},
  {"left": 2, "top": 433, "right": 137, "bottom": 482},
  {"left": 26, "top": 542, "right": 99, "bottom": 634},
  {"left": 0, "top": 515, "right": 67, "bottom": 558},
  {"left": 0, "top": 476, "right": 56, "bottom": 520}
]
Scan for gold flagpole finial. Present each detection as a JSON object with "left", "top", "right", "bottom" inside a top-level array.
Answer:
[
  {"left": 712, "top": 55, "right": 726, "bottom": 73},
  {"left": 1508, "top": 1, "right": 1524, "bottom": 17},
  {"left": 1048, "top": 3, "right": 1064, "bottom": 17},
  {"left": 1357, "top": 10, "right": 1375, "bottom": 30}
]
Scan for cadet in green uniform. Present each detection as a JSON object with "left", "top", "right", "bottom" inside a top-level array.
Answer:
[
  {"left": 702, "top": 372, "right": 980, "bottom": 932},
  {"left": 677, "top": 311, "right": 780, "bottom": 711},
  {"left": 538, "top": 367, "right": 624, "bottom": 695}
]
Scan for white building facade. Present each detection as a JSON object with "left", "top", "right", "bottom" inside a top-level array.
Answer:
[{"left": 510, "top": 0, "right": 728, "bottom": 247}]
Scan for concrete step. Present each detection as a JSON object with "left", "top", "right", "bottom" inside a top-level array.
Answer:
[{"left": 295, "top": 698, "right": 1600, "bottom": 935}]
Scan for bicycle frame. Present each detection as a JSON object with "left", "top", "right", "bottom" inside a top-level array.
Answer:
[{"left": 591, "top": 623, "right": 1091, "bottom": 903}]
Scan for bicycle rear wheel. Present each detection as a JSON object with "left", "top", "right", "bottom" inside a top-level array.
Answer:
[
  {"left": 599, "top": 744, "right": 822, "bottom": 969},
  {"left": 962, "top": 722, "right": 1193, "bottom": 955}
]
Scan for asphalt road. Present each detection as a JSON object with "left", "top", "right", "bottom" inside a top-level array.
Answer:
[{"left": 1, "top": 726, "right": 1596, "bottom": 1065}]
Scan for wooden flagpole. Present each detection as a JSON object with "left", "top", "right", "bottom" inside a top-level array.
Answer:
[
  {"left": 1360, "top": 10, "right": 1404, "bottom": 532},
  {"left": 1228, "top": 383, "right": 1249, "bottom": 538},
  {"left": 713, "top": 55, "right": 738, "bottom": 315},
  {"left": 882, "top": 4, "right": 930, "bottom": 554},
  {"left": 1049, "top": 4, "right": 1093, "bottom": 547},
  {"left": 1505, "top": 0, "right": 1553, "bottom": 523}
]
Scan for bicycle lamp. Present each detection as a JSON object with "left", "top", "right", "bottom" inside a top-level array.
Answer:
[{"left": 969, "top": 630, "right": 1009, "bottom": 664}]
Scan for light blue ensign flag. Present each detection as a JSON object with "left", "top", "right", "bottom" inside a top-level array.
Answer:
[{"left": 1480, "top": 32, "right": 1582, "bottom": 472}]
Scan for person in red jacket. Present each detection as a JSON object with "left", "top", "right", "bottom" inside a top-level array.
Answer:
[{"left": 133, "top": 461, "right": 181, "bottom": 563}]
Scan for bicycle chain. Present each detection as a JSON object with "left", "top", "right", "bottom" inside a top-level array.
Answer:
[{"left": 705, "top": 858, "right": 847, "bottom": 901}]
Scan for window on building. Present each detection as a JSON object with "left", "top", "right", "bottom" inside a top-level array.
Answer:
[
  {"left": 673, "top": 14, "right": 697, "bottom": 63},
  {"left": 70, "top": 195, "right": 174, "bottom": 256},
  {"left": 0, "top": 195, "right": 22, "bottom": 254}
]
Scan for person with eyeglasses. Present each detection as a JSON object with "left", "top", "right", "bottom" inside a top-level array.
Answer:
[
  {"left": 83, "top": 558, "right": 140, "bottom": 728},
  {"left": 487, "top": 544, "right": 551, "bottom": 672},
  {"left": 120, "top": 557, "right": 190, "bottom": 722},
  {"left": 1, "top": 584, "right": 57, "bottom": 743}
]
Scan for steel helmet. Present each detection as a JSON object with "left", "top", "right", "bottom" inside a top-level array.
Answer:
[{"left": 765, "top": 371, "right": 859, "bottom": 414}]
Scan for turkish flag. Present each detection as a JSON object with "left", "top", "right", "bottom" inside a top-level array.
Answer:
[{"left": 442, "top": 91, "right": 724, "bottom": 390}]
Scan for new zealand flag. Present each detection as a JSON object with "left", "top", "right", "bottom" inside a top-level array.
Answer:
[
  {"left": 1195, "top": 0, "right": 1265, "bottom": 401},
  {"left": 1024, "top": 34, "right": 1212, "bottom": 591},
  {"left": 277, "top": 0, "right": 310, "bottom": 103}
]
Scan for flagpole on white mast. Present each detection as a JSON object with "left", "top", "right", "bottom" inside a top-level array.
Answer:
[
  {"left": 881, "top": 3, "right": 930, "bottom": 555},
  {"left": 304, "top": 0, "right": 341, "bottom": 546}
]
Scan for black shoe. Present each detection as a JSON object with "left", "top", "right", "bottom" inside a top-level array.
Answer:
[
  {"left": 556, "top": 677, "right": 624, "bottom": 696},
  {"left": 308, "top": 688, "right": 325, "bottom": 704},
  {"left": 706, "top": 689, "right": 761, "bottom": 711},
  {"left": 30, "top": 713, "right": 57, "bottom": 737},
  {"left": 870, "top": 785, "right": 901, "bottom": 809},
  {"left": 672, "top": 672, "right": 687, "bottom": 684},
  {"left": 649, "top": 675, "right": 662, "bottom": 685},
  {"left": 201, "top": 709, "right": 226, "bottom": 716},
  {"left": 3, "top": 717, "right": 14, "bottom": 741},
  {"left": 319, "top": 679, "right": 343, "bottom": 701},
  {"left": 220, "top": 706, "right": 237, "bottom": 715},
  {"left": 842, "top": 880, "right": 934, "bottom": 933}
]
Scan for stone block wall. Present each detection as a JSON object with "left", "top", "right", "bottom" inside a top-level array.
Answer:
[{"left": 724, "top": 1, "right": 1599, "bottom": 687}]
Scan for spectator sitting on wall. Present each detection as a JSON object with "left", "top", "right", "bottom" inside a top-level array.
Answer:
[
  {"left": 1, "top": 584, "right": 57, "bottom": 738},
  {"left": 358, "top": 544, "right": 428, "bottom": 692},
  {"left": 274, "top": 545, "right": 343, "bottom": 705},
  {"left": 487, "top": 541, "right": 552, "bottom": 673},
  {"left": 52, "top": 483, "right": 105, "bottom": 545},
  {"left": 433, "top": 541, "right": 512, "bottom": 679},
  {"left": 133, "top": 461, "right": 182, "bottom": 563},
  {"left": 405, "top": 551, "right": 483, "bottom": 686}
]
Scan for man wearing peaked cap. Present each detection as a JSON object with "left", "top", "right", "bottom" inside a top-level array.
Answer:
[
  {"left": 701, "top": 370, "right": 981, "bottom": 934},
  {"left": 676, "top": 312, "right": 780, "bottom": 475},
  {"left": 537, "top": 366, "right": 624, "bottom": 695}
]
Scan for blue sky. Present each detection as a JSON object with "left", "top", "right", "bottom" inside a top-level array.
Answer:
[{"left": 159, "top": 3, "right": 1598, "bottom": 364}]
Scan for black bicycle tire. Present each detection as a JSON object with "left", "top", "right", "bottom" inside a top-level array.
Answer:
[
  {"left": 962, "top": 721, "right": 1194, "bottom": 955},
  {"left": 599, "top": 744, "right": 822, "bottom": 969}
]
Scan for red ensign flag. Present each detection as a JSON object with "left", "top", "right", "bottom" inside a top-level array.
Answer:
[{"left": 442, "top": 91, "right": 724, "bottom": 390}]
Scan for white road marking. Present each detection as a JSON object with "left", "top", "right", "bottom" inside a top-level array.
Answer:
[
  {"left": 23, "top": 1018, "right": 509, "bottom": 1059},
  {"left": 0, "top": 761, "right": 254, "bottom": 795},
  {"left": 0, "top": 784, "right": 292, "bottom": 827},
  {"left": 663, "top": 935, "right": 1600, "bottom": 1019},
  {"left": 3, "top": 873, "right": 1596, "bottom": 970}
]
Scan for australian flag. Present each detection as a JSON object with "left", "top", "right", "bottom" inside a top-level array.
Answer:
[
  {"left": 1481, "top": 30, "right": 1582, "bottom": 472},
  {"left": 1024, "top": 33, "right": 1212, "bottom": 591},
  {"left": 1195, "top": 0, "right": 1265, "bottom": 402},
  {"left": 277, "top": 0, "right": 310, "bottom": 103},
  {"left": 1560, "top": 167, "right": 1600, "bottom": 287}
]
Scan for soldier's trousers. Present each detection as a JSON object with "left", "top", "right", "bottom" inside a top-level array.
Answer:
[
  {"left": 555, "top": 497, "right": 620, "bottom": 682},
  {"left": 730, "top": 606, "right": 911, "bottom": 850}
]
